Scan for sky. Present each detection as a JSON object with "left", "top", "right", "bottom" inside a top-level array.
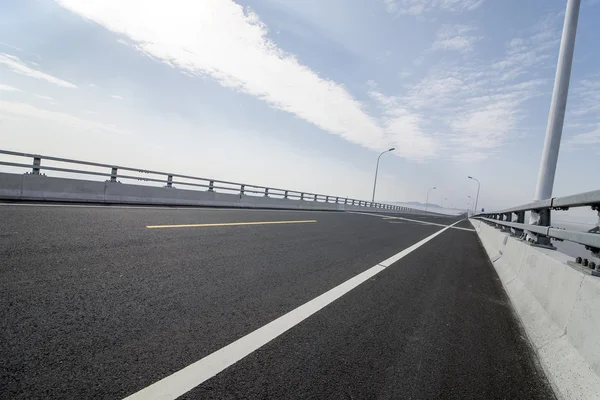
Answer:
[{"left": 1, "top": 0, "right": 599, "bottom": 213}]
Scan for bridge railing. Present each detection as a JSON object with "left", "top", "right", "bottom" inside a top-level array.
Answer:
[
  {"left": 0, "top": 149, "right": 415, "bottom": 212},
  {"left": 472, "top": 190, "right": 600, "bottom": 260}
]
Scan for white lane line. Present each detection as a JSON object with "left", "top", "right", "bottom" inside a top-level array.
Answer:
[
  {"left": 352, "top": 211, "right": 473, "bottom": 232},
  {"left": 122, "top": 219, "right": 464, "bottom": 400},
  {"left": 388, "top": 221, "right": 474, "bottom": 232}
]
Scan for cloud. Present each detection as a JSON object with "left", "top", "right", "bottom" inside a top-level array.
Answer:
[
  {"left": 432, "top": 24, "right": 480, "bottom": 53},
  {"left": 393, "top": 15, "right": 558, "bottom": 162},
  {"left": 111, "top": 94, "right": 124, "bottom": 100},
  {"left": 450, "top": 101, "right": 519, "bottom": 149},
  {"left": 33, "top": 94, "right": 58, "bottom": 105},
  {"left": 369, "top": 89, "right": 438, "bottom": 159},
  {"left": 0, "top": 100, "right": 129, "bottom": 135},
  {"left": 570, "top": 78, "right": 600, "bottom": 117},
  {"left": 565, "top": 125, "right": 600, "bottom": 148},
  {"left": 565, "top": 77, "right": 600, "bottom": 150},
  {"left": 491, "top": 16, "right": 560, "bottom": 81},
  {"left": 382, "top": 0, "right": 484, "bottom": 15},
  {"left": 0, "top": 53, "right": 77, "bottom": 88},
  {"left": 0, "top": 83, "right": 22, "bottom": 92},
  {"left": 56, "top": 0, "right": 438, "bottom": 160}
]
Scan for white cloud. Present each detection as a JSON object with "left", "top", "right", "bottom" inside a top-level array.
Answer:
[
  {"left": 0, "top": 83, "right": 21, "bottom": 92},
  {"left": 0, "top": 53, "right": 77, "bottom": 89},
  {"left": 570, "top": 78, "right": 600, "bottom": 117},
  {"left": 369, "top": 89, "right": 438, "bottom": 159},
  {"left": 0, "top": 100, "right": 129, "bottom": 135},
  {"left": 450, "top": 101, "right": 519, "bottom": 149},
  {"left": 393, "top": 16, "right": 558, "bottom": 162},
  {"left": 492, "top": 16, "right": 560, "bottom": 82},
  {"left": 111, "top": 94, "right": 124, "bottom": 100},
  {"left": 56, "top": 0, "right": 437, "bottom": 160},
  {"left": 33, "top": 94, "right": 55, "bottom": 102},
  {"left": 565, "top": 125, "right": 600, "bottom": 147},
  {"left": 432, "top": 24, "right": 480, "bottom": 53},
  {"left": 405, "top": 73, "right": 464, "bottom": 108},
  {"left": 382, "top": 0, "right": 484, "bottom": 15}
]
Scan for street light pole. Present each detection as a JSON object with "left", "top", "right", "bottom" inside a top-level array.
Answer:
[
  {"left": 425, "top": 186, "right": 436, "bottom": 214},
  {"left": 468, "top": 176, "right": 480, "bottom": 214},
  {"left": 441, "top": 197, "right": 447, "bottom": 214},
  {"left": 372, "top": 148, "right": 395, "bottom": 203},
  {"left": 534, "top": 0, "right": 581, "bottom": 201}
]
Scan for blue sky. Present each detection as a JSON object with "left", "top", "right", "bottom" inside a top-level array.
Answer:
[{"left": 1, "top": 0, "right": 599, "bottom": 211}]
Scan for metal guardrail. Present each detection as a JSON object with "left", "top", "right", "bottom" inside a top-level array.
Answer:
[
  {"left": 473, "top": 191, "right": 600, "bottom": 257},
  {"left": 0, "top": 149, "right": 420, "bottom": 212}
]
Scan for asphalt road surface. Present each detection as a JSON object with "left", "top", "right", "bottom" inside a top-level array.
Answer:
[{"left": 0, "top": 204, "right": 555, "bottom": 399}]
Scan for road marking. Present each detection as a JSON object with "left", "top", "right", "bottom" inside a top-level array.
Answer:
[
  {"left": 354, "top": 212, "right": 473, "bottom": 232},
  {"left": 387, "top": 221, "right": 474, "bottom": 232},
  {"left": 122, "top": 219, "right": 464, "bottom": 400},
  {"left": 146, "top": 220, "right": 317, "bottom": 229}
]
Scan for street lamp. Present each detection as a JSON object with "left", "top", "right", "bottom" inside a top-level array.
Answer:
[
  {"left": 468, "top": 176, "right": 480, "bottom": 214},
  {"left": 372, "top": 148, "right": 395, "bottom": 202},
  {"left": 425, "top": 186, "right": 436, "bottom": 213}
]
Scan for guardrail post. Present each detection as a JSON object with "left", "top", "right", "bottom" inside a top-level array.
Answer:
[
  {"left": 344, "top": 198, "right": 348, "bottom": 205},
  {"left": 528, "top": 208, "right": 554, "bottom": 248},
  {"left": 589, "top": 205, "right": 600, "bottom": 258},
  {"left": 493, "top": 213, "right": 500, "bottom": 228},
  {"left": 264, "top": 188, "right": 269, "bottom": 197},
  {"left": 32, "top": 156, "right": 41, "bottom": 175},
  {"left": 335, "top": 197, "right": 339, "bottom": 204},
  {"left": 314, "top": 194, "right": 317, "bottom": 201},
  {"left": 325, "top": 196, "right": 329, "bottom": 203},
  {"left": 240, "top": 185, "right": 245, "bottom": 196},
  {"left": 300, "top": 193, "right": 304, "bottom": 200},
  {"left": 166, "top": 175, "right": 173, "bottom": 188},
  {"left": 208, "top": 180, "right": 214, "bottom": 192},
  {"left": 513, "top": 211, "right": 525, "bottom": 237},
  {"left": 284, "top": 190, "right": 288, "bottom": 199},
  {"left": 110, "top": 167, "right": 118, "bottom": 182},
  {"left": 502, "top": 212, "right": 511, "bottom": 233}
]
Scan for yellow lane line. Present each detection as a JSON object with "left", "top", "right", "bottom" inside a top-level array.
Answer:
[{"left": 146, "top": 220, "right": 318, "bottom": 229}]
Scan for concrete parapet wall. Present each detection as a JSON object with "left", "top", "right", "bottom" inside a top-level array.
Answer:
[
  {"left": 0, "top": 172, "right": 427, "bottom": 215},
  {"left": 471, "top": 219, "right": 600, "bottom": 400}
]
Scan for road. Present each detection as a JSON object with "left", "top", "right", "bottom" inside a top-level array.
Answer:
[{"left": 0, "top": 204, "right": 554, "bottom": 399}]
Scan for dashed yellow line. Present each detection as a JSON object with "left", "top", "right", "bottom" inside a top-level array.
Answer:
[{"left": 146, "top": 220, "right": 318, "bottom": 229}]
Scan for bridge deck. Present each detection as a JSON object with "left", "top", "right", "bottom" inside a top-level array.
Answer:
[{"left": 0, "top": 205, "right": 554, "bottom": 399}]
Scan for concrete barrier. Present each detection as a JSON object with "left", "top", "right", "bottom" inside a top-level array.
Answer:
[
  {"left": 471, "top": 219, "right": 600, "bottom": 400},
  {"left": 0, "top": 172, "right": 430, "bottom": 215}
]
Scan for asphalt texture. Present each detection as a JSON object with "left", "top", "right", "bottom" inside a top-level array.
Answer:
[{"left": 0, "top": 205, "right": 554, "bottom": 400}]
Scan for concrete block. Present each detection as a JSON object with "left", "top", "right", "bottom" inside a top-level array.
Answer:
[
  {"left": 21, "top": 175, "right": 106, "bottom": 202},
  {"left": 538, "top": 334, "right": 600, "bottom": 400},
  {"left": 518, "top": 248, "right": 584, "bottom": 331},
  {"left": 567, "top": 276, "right": 600, "bottom": 376},
  {"left": 474, "top": 221, "right": 508, "bottom": 260},
  {"left": 494, "top": 238, "right": 528, "bottom": 284},
  {"left": 2, "top": 171, "right": 421, "bottom": 215},
  {"left": 0, "top": 172, "right": 22, "bottom": 198}
]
